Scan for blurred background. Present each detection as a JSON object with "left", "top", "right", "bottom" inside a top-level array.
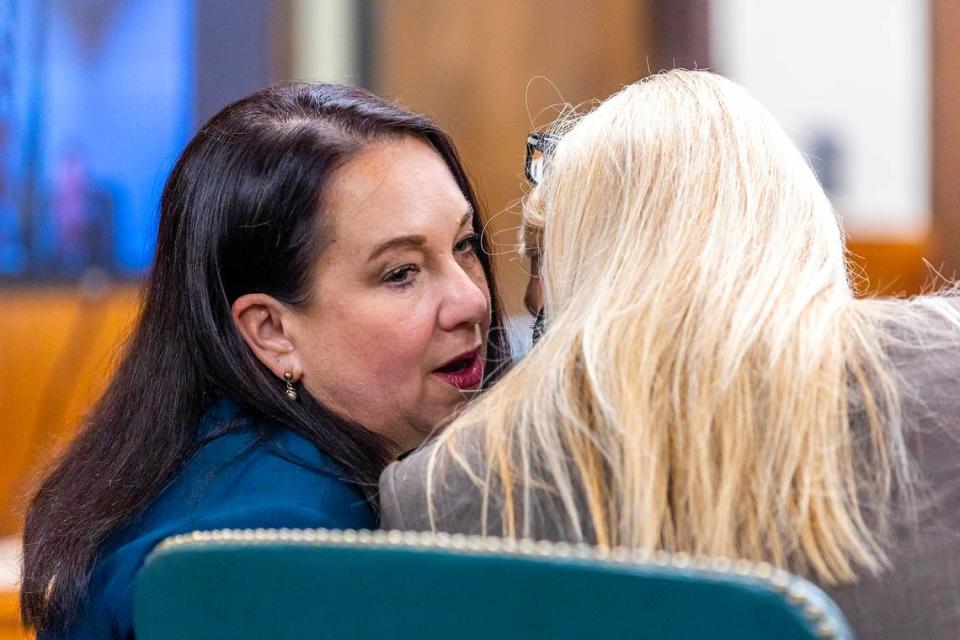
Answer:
[{"left": 2, "top": 0, "right": 960, "bottom": 633}]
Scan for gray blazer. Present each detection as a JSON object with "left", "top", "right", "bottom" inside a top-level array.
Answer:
[{"left": 380, "top": 307, "right": 960, "bottom": 639}]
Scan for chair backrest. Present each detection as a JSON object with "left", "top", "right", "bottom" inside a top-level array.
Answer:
[{"left": 134, "top": 528, "right": 853, "bottom": 640}]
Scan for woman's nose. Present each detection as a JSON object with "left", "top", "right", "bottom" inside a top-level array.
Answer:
[{"left": 437, "top": 264, "right": 489, "bottom": 332}]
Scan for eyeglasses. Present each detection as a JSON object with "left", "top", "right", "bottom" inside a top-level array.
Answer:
[{"left": 525, "top": 132, "right": 559, "bottom": 185}]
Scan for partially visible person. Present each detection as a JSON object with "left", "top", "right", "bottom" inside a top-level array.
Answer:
[
  {"left": 380, "top": 70, "right": 960, "bottom": 639},
  {"left": 22, "top": 83, "right": 510, "bottom": 639}
]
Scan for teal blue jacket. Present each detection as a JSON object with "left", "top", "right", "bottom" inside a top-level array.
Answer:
[{"left": 40, "top": 397, "right": 377, "bottom": 639}]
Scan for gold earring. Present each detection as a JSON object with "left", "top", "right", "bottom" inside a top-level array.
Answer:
[{"left": 283, "top": 372, "right": 298, "bottom": 401}]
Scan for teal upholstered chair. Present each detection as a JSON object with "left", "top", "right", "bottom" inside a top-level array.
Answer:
[{"left": 134, "top": 528, "right": 852, "bottom": 640}]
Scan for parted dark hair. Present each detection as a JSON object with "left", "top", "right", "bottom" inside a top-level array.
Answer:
[{"left": 21, "top": 83, "right": 511, "bottom": 632}]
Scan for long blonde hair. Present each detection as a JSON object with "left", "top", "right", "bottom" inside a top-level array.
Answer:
[{"left": 429, "top": 70, "right": 959, "bottom": 584}]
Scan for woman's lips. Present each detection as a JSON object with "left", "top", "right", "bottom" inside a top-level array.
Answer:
[{"left": 432, "top": 350, "right": 483, "bottom": 390}]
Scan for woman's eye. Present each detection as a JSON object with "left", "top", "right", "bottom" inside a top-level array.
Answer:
[
  {"left": 455, "top": 233, "right": 481, "bottom": 255},
  {"left": 383, "top": 265, "right": 419, "bottom": 287}
]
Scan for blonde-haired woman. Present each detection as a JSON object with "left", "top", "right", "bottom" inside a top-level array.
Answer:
[{"left": 379, "top": 70, "right": 960, "bottom": 638}]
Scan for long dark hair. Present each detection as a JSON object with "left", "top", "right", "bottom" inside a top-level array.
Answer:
[{"left": 21, "top": 83, "right": 511, "bottom": 632}]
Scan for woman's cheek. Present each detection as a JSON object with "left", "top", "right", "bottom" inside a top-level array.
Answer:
[{"left": 366, "top": 309, "right": 436, "bottom": 379}]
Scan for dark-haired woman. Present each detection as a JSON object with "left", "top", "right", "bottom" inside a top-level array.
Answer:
[{"left": 21, "top": 84, "right": 510, "bottom": 639}]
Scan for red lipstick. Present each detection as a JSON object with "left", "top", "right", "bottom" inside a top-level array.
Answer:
[{"left": 433, "top": 349, "right": 484, "bottom": 390}]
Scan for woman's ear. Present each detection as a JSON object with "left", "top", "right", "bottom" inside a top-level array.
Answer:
[{"left": 231, "top": 293, "right": 302, "bottom": 380}]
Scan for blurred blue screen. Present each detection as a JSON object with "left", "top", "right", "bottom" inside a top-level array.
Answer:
[{"left": 0, "top": 0, "right": 194, "bottom": 280}]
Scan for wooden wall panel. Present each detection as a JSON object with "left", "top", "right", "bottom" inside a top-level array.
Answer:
[
  {"left": 0, "top": 590, "right": 30, "bottom": 640},
  {"left": 932, "top": 0, "right": 960, "bottom": 278},
  {"left": 372, "top": 0, "right": 654, "bottom": 314},
  {"left": 0, "top": 287, "right": 140, "bottom": 537},
  {"left": 846, "top": 238, "right": 929, "bottom": 297}
]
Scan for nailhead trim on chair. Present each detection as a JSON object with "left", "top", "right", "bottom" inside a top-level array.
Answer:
[{"left": 150, "top": 528, "right": 843, "bottom": 640}]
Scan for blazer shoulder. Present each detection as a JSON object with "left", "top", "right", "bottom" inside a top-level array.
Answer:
[
  {"left": 379, "top": 430, "right": 493, "bottom": 535},
  {"left": 379, "top": 444, "right": 435, "bottom": 532}
]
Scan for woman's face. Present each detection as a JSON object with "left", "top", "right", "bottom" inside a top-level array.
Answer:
[{"left": 288, "top": 137, "right": 490, "bottom": 451}]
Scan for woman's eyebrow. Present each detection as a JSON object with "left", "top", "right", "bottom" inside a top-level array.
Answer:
[
  {"left": 459, "top": 206, "right": 474, "bottom": 227},
  {"left": 368, "top": 206, "right": 475, "bottom": 262},
  {"left": 368, "top": 235, "right": 427, "bottom": 262}
]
